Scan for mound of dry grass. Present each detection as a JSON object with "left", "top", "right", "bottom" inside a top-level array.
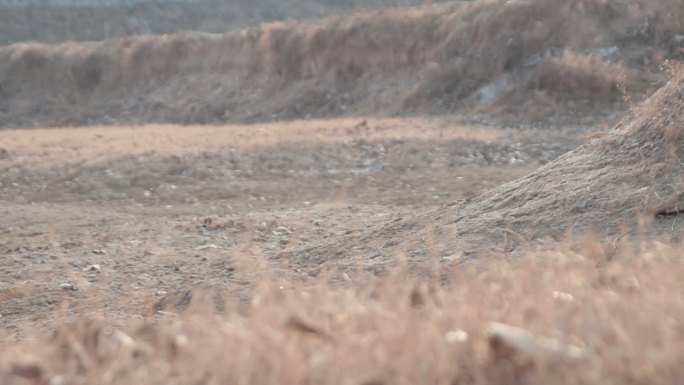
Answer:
[
  {"left": 313, "top": 67, "right": 684, "bottom": 271},
  {"left": 0, "top": 0, "right": 681, "bottom": 128},
  {"left": 2, "top": 239, "right": 684, "bottom": 385}
]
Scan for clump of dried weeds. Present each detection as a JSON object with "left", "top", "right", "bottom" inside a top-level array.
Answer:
[{"left": 2, "top": 238, "right": 684, "bottom": 385}]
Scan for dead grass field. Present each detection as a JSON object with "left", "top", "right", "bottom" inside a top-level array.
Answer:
[
  {"left": 1, "top": 1, "right": 684, "bottom": 384},
  {"left": 0, "top": 117, "right": 585, "bottom": 383},
  {"left": 3, "top": 245, "right": 684, "bottom": 385},
  {"left": 1, "top": 0, "right": 682, "bottom": 128},
  {"left": 0, "top": 110, "right": 682, "bottom": 384},
  {"left": 0, "top": 118, "right": 502, "bottom": 169}
]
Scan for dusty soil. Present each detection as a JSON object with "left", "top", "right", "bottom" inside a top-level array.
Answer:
[{"left": 0, "top": 117, "right": 580, "bottom": 338}]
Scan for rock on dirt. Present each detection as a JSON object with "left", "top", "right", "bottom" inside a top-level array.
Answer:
[{"left": 486, "top": 322, "right": 588, "bottom": 362}]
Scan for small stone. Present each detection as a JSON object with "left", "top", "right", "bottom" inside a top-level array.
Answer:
[
  {"left": 83, "top": 264, "right": 101, "bottom": 272},
  {"left": 552, "top": 291, "right": 575, "bottom": 303},
  {"left": 445, "top": 329, "right": 469, "bottom": 343},
  {"left": 59, "top": 283, "right": 76, "bottom": 291},
  {"left": 486, "top": 322, "right": 587, "bottom": 362},
  {"left": 275, "top": 226, "right": 292, "bottom": 234}
]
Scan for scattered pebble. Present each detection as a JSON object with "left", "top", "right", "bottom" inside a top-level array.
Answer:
[
  {"left": 59, "top": 283, "right": 76, "bottom": 291},
  {"left": 486, "top": 322, "right": 587, "bottom": 361},
  {"left": 83, "top": 264, "right": 101, "bottom": 272},
  {"left": 445, "top": 329, "right": 469, "bottom": 343},
  {"left": 552, "top": 290, "right": 575, "bottom": 303}
]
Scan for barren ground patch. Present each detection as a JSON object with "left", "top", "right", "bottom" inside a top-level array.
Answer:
[{"left": 0, "top": 118, "right": 579, "bottom": 338}]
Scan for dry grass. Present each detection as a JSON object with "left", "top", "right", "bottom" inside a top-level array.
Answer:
[
  {"left": 533, "top": 50, "right": 630, "bottom": 103},
  {"left": 2, "top": 3, "right": 684, "bottom": 384},
  {"left": 1, "top": 0, "right": 681, "bottom": 127},
  {"left": 2, "top": 238, "right": 684, "bottom": 385},
  {"left": 0, "top": 117, "right": 501, "bottom": 170}
]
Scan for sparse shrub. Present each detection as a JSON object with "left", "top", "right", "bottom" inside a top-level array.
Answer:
[
  {"left": 8, "top": 43, "right": 51, "bottom": 71},
  {"left": 70, "top": 52, "right": 104, "bottom": 91},
  {"left": 533, "top": 50, "right": 629, "bottom": 104}
]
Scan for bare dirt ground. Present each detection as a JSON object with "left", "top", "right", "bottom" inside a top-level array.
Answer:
[{"left": 0, "top": 118, "right": 580, "bottom": 339}]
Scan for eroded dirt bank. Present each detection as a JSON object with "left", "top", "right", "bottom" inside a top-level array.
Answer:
[{"left": 1, "top": 0, "right": 681, "bottom": 128}]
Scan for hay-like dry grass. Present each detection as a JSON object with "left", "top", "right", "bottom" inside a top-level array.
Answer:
[
  {"left": 0, "top": 118, "right": 501, "bottom": 170},
  {"left": 2, "top": 238, "right": 683, "bottom": 385},
  {"left": 1, "top": 0, "right": 681, "bottom": 128},
  {"left": 2, "top": 2, "right": 684, "bottom": 384}
]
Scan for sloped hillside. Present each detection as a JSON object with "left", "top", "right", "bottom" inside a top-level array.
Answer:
[{"left": 0, "top": 0, "right": 682, "bottom": 128}]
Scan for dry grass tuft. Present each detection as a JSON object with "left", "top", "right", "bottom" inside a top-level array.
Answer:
[
  {"left": 2, "top": 239, "right": 684, "bottom": 384},
  {"left": 533, "top": 50, "right": 630, "bottom": 103}
]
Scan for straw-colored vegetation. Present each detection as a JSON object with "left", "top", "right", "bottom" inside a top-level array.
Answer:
[
  {"left": 1, "top": 1, "right": 684, "bottom": 384},
  {"left": 3, "top": 240, "right": 684, "bottom": 385},
  {"left": 0, "top": 0, "right": 682, "bottom": 127}
]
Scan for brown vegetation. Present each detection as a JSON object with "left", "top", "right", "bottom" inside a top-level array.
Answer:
[
  {"left": 0, "top": 0, "right": 682, "bottom": 128},
  {"left": 2, "top": 242, "right": 684, "bottom": 385},
  {"left": 1, "top": 60, "right": 683, "bottom": 385},
  {"left": 314, "top": 70, "right": 684, "bottom": 268},
  {"left": 2, "top": 2, "right": 684, "bottom": 384}
]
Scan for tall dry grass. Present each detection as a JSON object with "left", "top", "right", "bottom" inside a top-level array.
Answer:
[
  {"left": 2, "top": 237, "right": 684, "bottom": 385},
  {"left": 533, "top": 50, "right": 630, "bottom": 103},
  {"left": 1, "top": 0, "right": 682, "bottom": 127}
]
